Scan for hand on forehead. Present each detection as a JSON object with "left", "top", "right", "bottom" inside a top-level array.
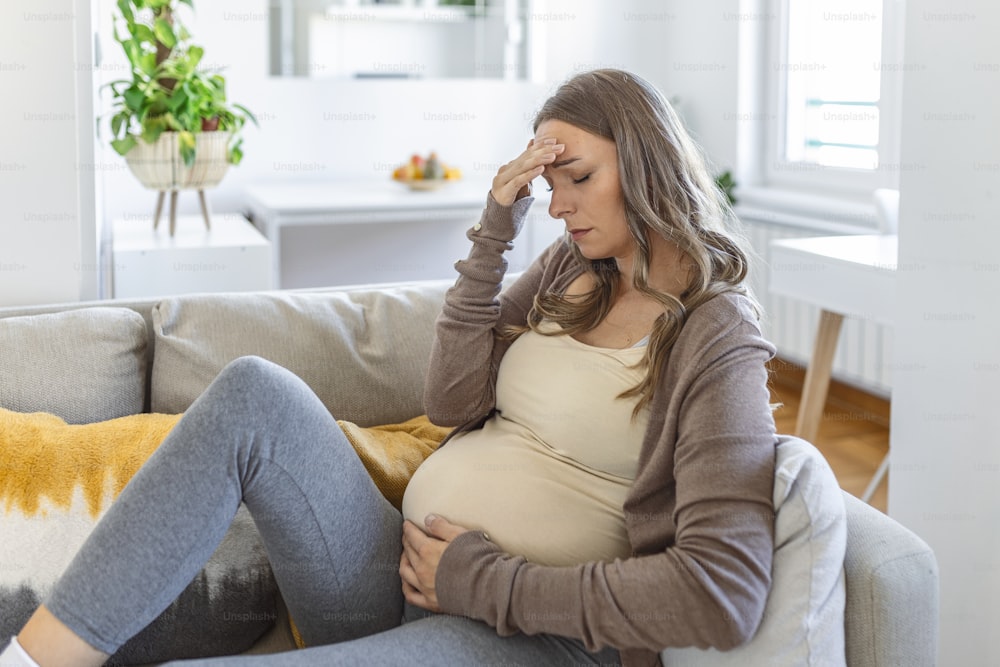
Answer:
[{"left": 533, "top": 118, "right": 567, "bottom": 145}]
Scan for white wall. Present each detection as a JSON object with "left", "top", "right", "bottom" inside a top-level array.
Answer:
[
  {"left": 88, "top": 0, "right": 702, "bottom": 290},
  {"left": 2, "top": 0, "right": 735, "bottom": 303},
  {"left": 538, "top": 0, "right": 743, "bottom": 174},
  {"left": 888, "top": 1, "right": 1000, "bottom": 664},
  {"left": 93, "top": 0, "right": 547, "bottom": 226},
  {"left": 0, "top": 0, "right": 98, "bottom": 306},
  {"left": 95, "top": 0, "right": 700, "bottom": 224}
]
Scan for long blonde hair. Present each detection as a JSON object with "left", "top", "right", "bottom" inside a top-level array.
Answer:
[{"left": 524, "top": 69, "right": 757, "bottom": 416}]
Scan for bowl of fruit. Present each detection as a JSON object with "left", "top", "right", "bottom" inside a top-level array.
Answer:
[{"left": 392, "top": 151, "right": 462, "bottom": 191}]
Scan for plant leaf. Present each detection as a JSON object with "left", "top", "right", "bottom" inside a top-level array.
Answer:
[
  {"left": 121, "top": 39, "right": 140, "bottom": 69},
  {"left": 133, "top": 23, "right": 155, "bottom": 44},
  {"left": 105, "top": 79, "right": 131, "bottom": 94},
  {"left": 153, "top": 17, "right": 176, "bottom": 48},
  {"left": 178, "top": 130, "right": 196, "bottom": 166},
  {"left": 111, "top": 111, "right": 128, "bottom": 138},
  {"left": 187, "top": 45, "right": 204, "bottom": 69},
  {"left": 228, "top": 141, "right": 244, "bottom": 166},
  {"left": 178, "top": 130, "right": 196, "bottom": 151},
  {"left": 141, "top": 117, "right": 167, "bottom": 144},
  {"left": 138, "top": 52, "right": 157, "bottom": 77},
  {"left": 123, "top": 86, "right": 146, "bottom": 112},
  {"left": 233, "top": 103, "right": 258, "bottom": 126},
  {"left": 162, "top": 112, "right": 182, "bottom": 131},
  {"left": 111, "top": 135, "right": 138, "bottom": 156},
  {"left": 167, "top": 86, "right": 189, "bottom": 112},
  {"left": 116, "top": 0, "right": 135, "bottom": 25}
]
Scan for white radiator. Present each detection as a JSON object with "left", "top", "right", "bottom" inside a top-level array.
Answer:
[{"left": 741, "top": 217, "right": 893, "bottom": 398}]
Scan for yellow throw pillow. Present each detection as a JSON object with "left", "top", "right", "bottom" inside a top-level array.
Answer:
[{"left": 337, "top": 415, "right": 452, "bottom": 510}]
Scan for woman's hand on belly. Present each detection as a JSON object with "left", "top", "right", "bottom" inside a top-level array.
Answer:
[{"left": 400, "top": 514, "right": 470, "bottom": 612}]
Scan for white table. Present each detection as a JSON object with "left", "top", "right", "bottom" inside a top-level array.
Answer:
[
  {"left": 769, "top": 234, "right": 897, "bottom": 501},
  {"left": 112, "top": 214, "right": 272, "bottom": 299},
  {"left": 242, "top": 179, "right": 557, "bottom": 289}
]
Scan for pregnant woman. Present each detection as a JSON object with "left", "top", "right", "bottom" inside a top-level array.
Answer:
[{"left": 5, "top": 69, "right": 777, "bottom": 667}]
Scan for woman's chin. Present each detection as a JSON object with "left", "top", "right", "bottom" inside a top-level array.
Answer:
[{"left": 574, "top": 244, "right": 610, "bottom": 261}]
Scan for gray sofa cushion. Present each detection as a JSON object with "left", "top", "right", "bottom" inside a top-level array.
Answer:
[
  {"left": 150, "top": 283, "right": 450, "bottom": 425},
  {"left": 0, "top": 308, "right": 147, "bottom": 422}
]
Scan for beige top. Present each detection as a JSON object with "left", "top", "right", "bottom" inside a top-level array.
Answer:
[{"left": 402, "top": 322, "right": 649, "bottom": 566}]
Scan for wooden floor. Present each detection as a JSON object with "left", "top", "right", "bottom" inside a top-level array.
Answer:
[{"left": 769, "top": 361, "right": 890, "bottom": 513}]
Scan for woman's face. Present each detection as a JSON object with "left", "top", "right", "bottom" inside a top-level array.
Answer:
[{"left": 535, "top": 119, "right": 633, "bottom": 262}]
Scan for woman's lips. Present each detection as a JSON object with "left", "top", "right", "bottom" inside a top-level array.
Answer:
[{"left": 569, "top": 228, "right": 590, "bottom": 241}]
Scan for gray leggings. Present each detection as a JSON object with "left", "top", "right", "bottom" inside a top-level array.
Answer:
[{"left": 45, "top": 356, "right": 621, "bottom": 666}]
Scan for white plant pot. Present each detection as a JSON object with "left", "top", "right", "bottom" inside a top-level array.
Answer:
[{"left": 124, "top": 131, "right": 231, "bottom": 191}]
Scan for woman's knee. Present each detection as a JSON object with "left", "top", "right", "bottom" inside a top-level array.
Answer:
[
  {"left": 193, "top": 356, "right": 323, "bottom": 431},
  {"left": 216, "top": 355, "right": 290, "bottom": 390},
  {"left": 209, "top": 356, "right": 314, "bottom": 407}
]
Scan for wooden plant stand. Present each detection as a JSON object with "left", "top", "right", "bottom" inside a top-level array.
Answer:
[{"left": 152, "top": 189, "right": 213, "bottom": 236}]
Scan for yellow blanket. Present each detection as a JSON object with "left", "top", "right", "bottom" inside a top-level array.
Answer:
[
  {"left": 0, "top": 409, "right": 181, "bottom": 518},
  {"left": 0, "top": 408, "right": 451, "bottom": 517}
]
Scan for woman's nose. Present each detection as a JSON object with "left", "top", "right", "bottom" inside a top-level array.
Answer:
[{"left": 548, "top": 187, "right": 572, "bottom": 220}]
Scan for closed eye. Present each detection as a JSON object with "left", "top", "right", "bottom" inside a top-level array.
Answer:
[{"left": 545, "top": 174, "right": 590, "bottom": 192}]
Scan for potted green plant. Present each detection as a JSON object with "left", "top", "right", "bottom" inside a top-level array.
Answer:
[{"left": 105, "top": 0, "right": 255, "bottom": 235}]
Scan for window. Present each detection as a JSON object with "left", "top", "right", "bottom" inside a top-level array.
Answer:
[{"left": 765, "top": 0, "right": 904, "bottom": 195}]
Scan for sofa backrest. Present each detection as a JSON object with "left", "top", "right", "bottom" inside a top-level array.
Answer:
[
  {"left": 150, "top": 281, "right": 451, "bottom": 425},
  {"left": 0, "top": 280, "right": 452, "bottom": 425}
]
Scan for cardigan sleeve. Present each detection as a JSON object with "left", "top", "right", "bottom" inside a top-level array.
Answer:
[
  {"left": 423, "top": 193, "right": 567, "bottom": 426},
  {"left": 434, "top": 297, "right": 777, "bottom": 654}
]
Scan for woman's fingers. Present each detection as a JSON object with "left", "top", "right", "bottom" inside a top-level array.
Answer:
[
  {"left": 399, "top": 523, "right": 443, "bottom": 611},
  {"left": 491, "top": 138, "right": 564, "bottom": 205},
  {"left": 422, "top": 513, "right": 468, "bottom": 541},
  {"left": 399, "top": 545, "right": 426, "bottom": 607}
]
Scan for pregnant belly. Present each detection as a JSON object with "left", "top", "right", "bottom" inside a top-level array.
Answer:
[{"left": 401, "top": 423, "right": 632, "bottom": 567}]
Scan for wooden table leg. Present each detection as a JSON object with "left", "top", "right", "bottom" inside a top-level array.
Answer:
[
  {"left": 862, "top": 452, "right": 890, "bottom": 503},
  {"left": 169, "top": 190, "right": 179, "bottom": 237},
  {"left": 152, "top": 191, "right": 166, "bottom": 231},
  {"left": 198, "top": 189, "right": 212, "bottom": 231},
  {"left": 795, "top": 309, "right": 845, "bottom": 443}
]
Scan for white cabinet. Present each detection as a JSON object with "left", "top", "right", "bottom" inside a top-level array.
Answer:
[{"left": 112, "top": 214, "right": 273, "bottom": 299}]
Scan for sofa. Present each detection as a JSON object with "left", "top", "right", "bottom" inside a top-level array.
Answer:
[{"left": 0, "top": 278, "right": 939, "bottom": 666}]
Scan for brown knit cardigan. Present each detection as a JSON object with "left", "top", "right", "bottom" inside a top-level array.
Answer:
[{"left": 424, "top": 195, "right": 778, "bottom": 667}]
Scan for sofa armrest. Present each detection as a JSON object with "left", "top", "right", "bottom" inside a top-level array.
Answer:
[{"left": 842, "top": 491, "right": 939, "bottom": 667}]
